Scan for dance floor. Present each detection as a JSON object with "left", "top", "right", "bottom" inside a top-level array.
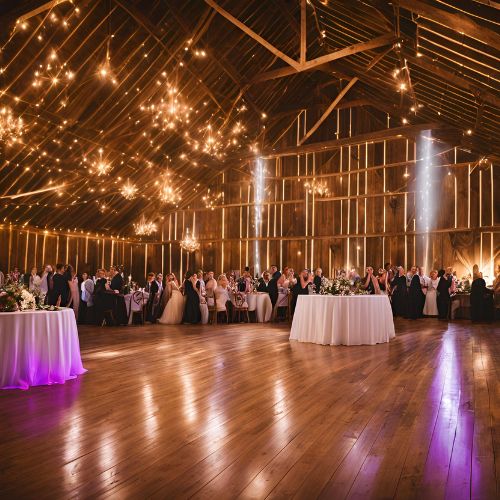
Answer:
[{"left": 1, "top": 319, "right": 499, "bottom": 498}]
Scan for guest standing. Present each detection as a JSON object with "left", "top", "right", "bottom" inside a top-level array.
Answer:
[
  {"left": 65, "top": 265, "right": 80, "bottom": 319},
  {"left": 470, "top": 273, "right": 494, "bottom": 322},
  {"left": 80, "top": 272, "right": 94, "bottom": 323},
  {"left": 361, "top": 267, "right": 381, "bottom": 295},
  {"left": 214, "top": 274, "right": 233, "bottom": 321},
  {"left": 110, "top": 267, "right": 124, "bottom": 292},
  {"left": 423, "top": 270, "right": 439, "bottom": 316},
  {"left": 313, "top": 268, "right": 323, "bottom": 293},
  {"left": 183, "top": 272, "right": 201, "bottom": 324},
  {"left": 145, "top": 272, "right": 159, "bottom": 322},
  {"left": 436, "top": 269, "right": 453, "bottom": 320},
  {"left": 390, "top": 266, "right": 408, "bottom": 317},
  {"left": 291, "top": 269, "right": 312, "bottom": 314},
  {"left": 47, "top": 263, "right": 69, "bottom": 306},
  {"left": 408, "top": 268, "right": 425, "bottom": 319}
]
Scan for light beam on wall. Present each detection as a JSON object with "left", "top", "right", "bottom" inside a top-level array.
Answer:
[
  {"left": 416, "top": 131, "right": 435, "bottom": 272},
  {"left": 253, "top": 157, "right": 265, "bottom": 277}
]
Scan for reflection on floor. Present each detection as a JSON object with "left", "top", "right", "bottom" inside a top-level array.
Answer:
[{"left": 0, "top": 319, "right": 498, "bottom": 498}]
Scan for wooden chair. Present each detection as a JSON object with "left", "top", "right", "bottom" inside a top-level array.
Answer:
[
  {"left": 129, "top": 291, "right": 145, "bottom": 325},
  {"left": 233, "top": 292, "right": 249, "bottom": 323}
]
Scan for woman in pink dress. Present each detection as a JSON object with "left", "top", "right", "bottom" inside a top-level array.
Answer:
[{"left": 65, "top": 265, "right": 80, "bottom": 320}]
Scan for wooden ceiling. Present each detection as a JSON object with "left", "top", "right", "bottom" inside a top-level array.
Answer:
[{"left": 0, "top": 0, "right": 498, "bottom": 236}]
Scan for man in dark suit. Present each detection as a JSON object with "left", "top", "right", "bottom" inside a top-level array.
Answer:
[
  {"left": 47, "top": 263, "right": 68, "bottom": 306},
  {"left": 145, "top": 272, "right": 159, "bottom": 322},
  {"left": 258, "top": 272, "right": 271, "bottom": 293},
  {"left": 270, "top": 265, "right": 281, "bottom": 280},
  {"left": 110, "top": 266, "right": 124, "bottom": 292}
]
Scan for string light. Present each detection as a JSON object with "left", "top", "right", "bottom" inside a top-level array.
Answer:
[{"left": 304, "top": 179, "right": 330, "bottom": 196}]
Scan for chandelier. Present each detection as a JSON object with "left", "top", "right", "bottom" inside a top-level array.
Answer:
[
  {"left": 157, "top": 173, "right": 181, "bottom": 205},
  {"left": 202, "top": 189, "right": 223, "bottom": 210},
  {"left": 0, "top": 107, "right": 24, "bottom": 142},
  {"left": 120, "top": 180, "right": 138, "bottom": 200},
  {"left": 180, "top": 229, "right": 200, "bottom": 252},
  {"left": 304, "top": 178, "right": 329, "bottom": 197},
  {"left": 133, "top": 215, "right": 157, "bottom": 236}
]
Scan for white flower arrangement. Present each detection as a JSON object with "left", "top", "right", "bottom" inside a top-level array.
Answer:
[
  {"left": 319, "top": 277, "right": 369, "bottom": 296},
  {"left": 20, "top": 288, "right": 36, "bottom": 310}
]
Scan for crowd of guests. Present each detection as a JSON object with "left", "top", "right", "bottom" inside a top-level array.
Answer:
[{"left": 1, "top": 261, "right": 498, "bottom": 324}]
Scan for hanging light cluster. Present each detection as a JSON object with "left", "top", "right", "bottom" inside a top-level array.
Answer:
[
  {"left": 0, "top": 107, "right": 24, "bottom": 143},
  {"left": 202, "top": 189, "right": 223, "bottom": 210},
  {"left": 133, "top": 214, "right": 157, "bottom": 236},
  {"left": 156, "top": 172, "right": 181, "bottom": 205},
  {"left": 120, "top": 180, "right": 138, "bottom": 200},
  {"left": 304, "top": 179, "right": 330, "bottom": 197},
  {"left": 180, "top": 229, "right": 200, "bottom": 252}
]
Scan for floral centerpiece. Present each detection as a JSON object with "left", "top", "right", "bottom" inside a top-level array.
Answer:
[
  {"left": 318, "top": 277, "right": 369, "bottom": 296},
  {"left": 0, "top": 282, "right": 36, "bottom": 311}
]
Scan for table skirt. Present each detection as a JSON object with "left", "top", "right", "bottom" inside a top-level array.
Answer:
[
  {"left": 0, "top": 308, "right": 86, "bottom": 390},
  {"left": 290, "top": 295, "right": 395, "bottom": 346}
]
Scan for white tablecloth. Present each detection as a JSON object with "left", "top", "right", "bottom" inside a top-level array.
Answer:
[
  {"left": 0, "top": 308, "right": 86, "bottom": 390},
  {"left": 246, "top": 293, "right": 273, "bottom": 322},
  {"left": 290, "top": 295, "right": 395, "bottom": 346},
  {"left": 124, "top": 291, "right": 149, "bottom": 324}
]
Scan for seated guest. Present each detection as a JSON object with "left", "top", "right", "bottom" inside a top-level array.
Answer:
[
  {"left": 313, "top": 268, "right": 323, "bottom": 293},
  {"left": 47, "top": 263, "right": 69, "bottom": 306},
  {"left": 110, "top": 266, "right": 124, "bottom": 292},
  {"left": 79, "top": 272, "right": 94, "bottom": 324},
  {"left": 145, "top": 272, "right": 159, "bottom": 322},
  {"left": 349, "top": 267, "right": 361, "bottom": 283},
  {"left": 407, "top": 266, "right": 425, "bottom": 319},
  {"left": 436, "top": 268, "right": 453, "bottom": 320},
  {"left": 156, "top": 273, "right": 164, "bottom": 296},
  {"left": 214, "top": 274, "right": 233, "bottom": 320},
  {"left": 9, "top": 267, "right": 20, "bottom": 283},
  {"left": 0, "top": 269, "right": 4, "bottom": 287},
  {"left": 390, "top": 266, "right": 408, "bottom": 317},
  {"left": 361, "top": 267, "right": 381, "bottom": 295},
  {"left": 183, "top": 271, "right": 201, "bottom": 324},
  {"left": 470, "top": 272, "right": 494, "bottom": 322},
  {"left": 291, "top": 269, "right": 312, "bottom": 314}
]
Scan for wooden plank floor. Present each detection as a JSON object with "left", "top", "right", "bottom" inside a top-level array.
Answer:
[{"left": 0, "top": 319, "right": 499, "bottom": 499}]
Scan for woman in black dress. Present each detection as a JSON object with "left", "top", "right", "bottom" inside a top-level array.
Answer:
[
  {"left": 390, "top": 266, "right": 408, "bottom": 317},
  {"left": 408, "top": 271, "right": 425, "bottom": 319},
  {"left": 183, "top": 272, "right": 201, "bottom": 324},
  {"left": 436, "top": 269, "right": 452, "bottom": 320},
  {"left": 470, "top": 274, "right": 494, "bottom": 322}
]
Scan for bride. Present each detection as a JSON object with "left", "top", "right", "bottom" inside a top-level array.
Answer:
[{"left": 158, "top": 273, "right": 184, "bottom": 324}]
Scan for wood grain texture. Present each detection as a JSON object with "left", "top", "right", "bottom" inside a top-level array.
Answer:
[{"left": 0, "top": 319, "right": 499, "bottom": 499}]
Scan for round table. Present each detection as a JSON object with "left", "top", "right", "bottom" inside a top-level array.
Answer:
[
  {"left": 290, "top": 295, "right": 395, "bottom": 346},
  {"left": 0, "top": 308, "right": 86, "bottom": 390},
  {"left": 246, "top": 292, "right": 273, "bottom": 322}
]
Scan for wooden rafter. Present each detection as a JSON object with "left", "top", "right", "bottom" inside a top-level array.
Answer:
[
  {"left": 300, "top": 0, "right": 306, "bottom": 64},
  {"left": 249, "top": 33, "right": 395, "bottom": 83},
  {"left": 395, "top": 0, "right": 500, "bottom": 50},
  {"left": 204, "top": 0, "right": 301, "bottom": 69},
  {"left": 298, "top": 77, "right": 358, "bottom": 145}
]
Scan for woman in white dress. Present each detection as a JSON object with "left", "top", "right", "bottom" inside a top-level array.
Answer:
[
  {"left": 197, "top": 271, "right": 209, "bottom": 324},
  {"left": 423, "top": 269, "right": 439, "bottom": 316},
  {"left": 158, "top": 274, "right": 184, "bottom": 324},
  {"left": 214, "top": 274, "right": 232, "bottom": 321}
]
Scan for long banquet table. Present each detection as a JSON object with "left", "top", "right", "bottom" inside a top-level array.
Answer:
[
  {"left": 290, "top": 294, "right": 395, "bottom": 346},
  {"left": 0, "top": 308, "right": 86, "bottom": 390}
]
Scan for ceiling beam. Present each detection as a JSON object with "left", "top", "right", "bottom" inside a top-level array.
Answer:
[
  {"left": 253, "top": 122, "right": 450, "bottom": 158},
  {"left": 299, "top": 77, "right": 358, "bottom": 145},
  {"left": 249, "top": 33, "right": 395, "bottom": 83},
  {"left": 204, "top": 0, "right": 301, "bottom": 69},
  {"left": 395, "top": 0, "right": 500, "bottom": 50},
  {"left": 300, "top": 0, "right": 306, "bottom": 64},
  {"left": 402, "top": 49, "right": 500, "bottom": 108}
]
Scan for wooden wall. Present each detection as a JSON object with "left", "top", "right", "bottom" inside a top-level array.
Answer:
[{"left": 1, "top": 107, "right": 498, "bottom": 284}]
